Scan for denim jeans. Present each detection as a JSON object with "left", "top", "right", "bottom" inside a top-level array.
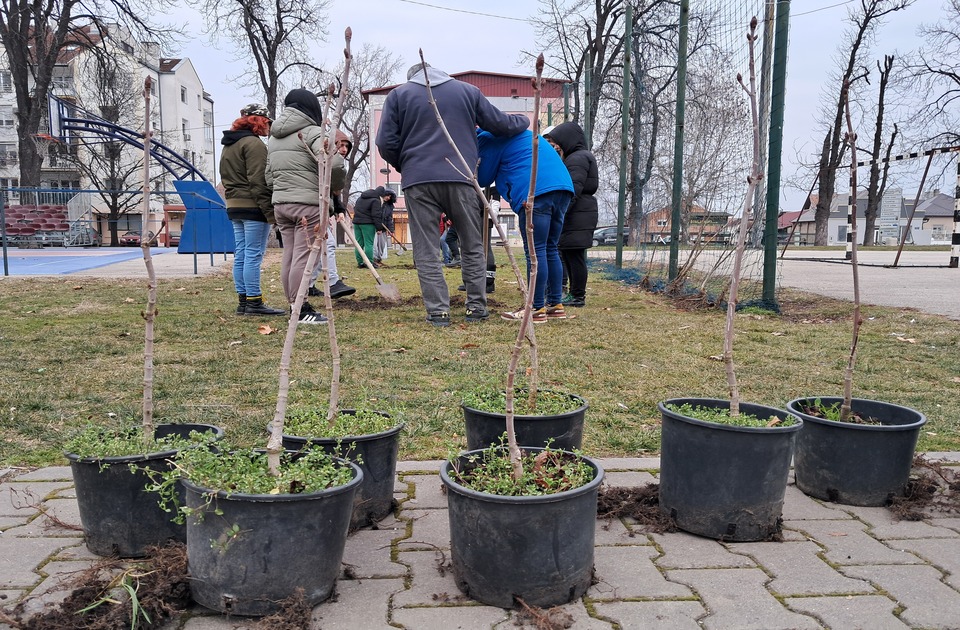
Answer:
[
  {"left": 516, "top": 190, "right": 572, "bottom": 309},
  {"left": 231, "top": 219, "right": 271, "bottom": 297}
]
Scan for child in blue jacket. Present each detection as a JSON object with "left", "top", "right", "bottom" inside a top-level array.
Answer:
[{"left": 477, "top": 128, "right": 574, "bottom": 322}]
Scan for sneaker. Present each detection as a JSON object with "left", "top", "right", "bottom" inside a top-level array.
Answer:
[
  {"left": 308, "top": 286, "right": 323, "bottom": 297},
  {"left": 567, "top": 297, "right": 586, "bottom": 308},
  {"left": 328, "top": 279, "right": 357, "bottom": 299},
  {"left": 500, "top": 307, "right": 546, "bottom": 323},
  {"left": 560, "top": 293, "right": 575, "bottom": 305},
  {"left": 426, "top": 312, "right": 451, "bottom": 327},
  {"left": 545, "top": 304, "right": 566, "bottom": 319},
  {"left": 244, "top": 301, "right": 286, "bottom": 316},
  {"left": 465, "top": 308, "right": 489, "bottom": 323},
  {"left": 298, "top": 311, "right": 328, "bottom": 324},
  {"left": 444, "top": 257, "right": 461, "bottom": 268},
  {"left": 458, "top": 281, "right": 495, "bottom": 293}
]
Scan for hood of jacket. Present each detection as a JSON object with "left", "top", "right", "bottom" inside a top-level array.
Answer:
[
  {"left": 359, "top": 188, "right": 383, "bottom": 200},
  {"left": 544, "top": 121, "right": 587, "bottom": 157},
  {"left": 221, "top": 129, "right": 257, "bottom": 147},
  {"left": 407, "top": 66, "right": 453, "bottom": 87},
  {"left": 270, "top": 107, "right": 317, "bottom": 140}
]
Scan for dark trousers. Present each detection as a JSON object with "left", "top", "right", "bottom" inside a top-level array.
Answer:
[{"left": 560, "top": 248, "right": 588, "bottom": 300}]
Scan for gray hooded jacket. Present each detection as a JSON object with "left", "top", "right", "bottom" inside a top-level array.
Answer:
[{"left": 265, "top": 107, "right": 345, "bottom": 206}]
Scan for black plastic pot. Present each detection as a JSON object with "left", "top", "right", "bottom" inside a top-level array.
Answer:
[
  {"left": 183, "top": 457, "right": 362, "bottom": 617},
  {"left": 462, "top": 392, "right": 587, "bottom": 451},
  {"left": 440, "top": 448, "right": 604, "bottom": 608},
  {"left": 64, "top": 423, "right": 224, "bottom": 558},
  {"left": 274, "top": 411, "right": 403, "bottom": 529},
  {"left": 788, "top": 397, "right": 926, "bottom": 506},
  {"left": 658, "top": 398, "right": 801, "bottom": 542}
]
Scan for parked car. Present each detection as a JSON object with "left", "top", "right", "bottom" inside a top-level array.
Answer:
[
  {"left": 168, "top": 231, "right": 181, "bottom": 247},
  {"left": 118, "top": 230, "right": 158, "bottom": 247},
  {"left": 592, "top": 226, "right": 629, "bottom": 247}
]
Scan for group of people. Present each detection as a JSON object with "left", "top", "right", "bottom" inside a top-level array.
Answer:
[
  {"left": 376, "top": 62, "right": 598, "bottom": 326},
  {"left": 221, "top": 62, "right": 599, "bottom": 329}
]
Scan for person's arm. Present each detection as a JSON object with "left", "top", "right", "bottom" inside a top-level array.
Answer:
[
  {"left": 567, "top": 154, "right": 590, "bottom": 199},
  {"left": 475, "top": 91, "right": 530, "bottom": 138},
  {"left": 246, "top": 141, "right": 273, "bottom": 217}
]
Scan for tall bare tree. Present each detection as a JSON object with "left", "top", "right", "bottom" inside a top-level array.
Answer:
[
  {"left": 199, "top": 0, "right": 331, "bottom": 118},
  {"left": 862, "top": 54, "right": 898, "bottom": 245},
  {"left": 0, "top": 1, "right": 173, "bottom": 192},
  {"left": 811, "top": 0, "right": 913, "bottom": 245},
  {"left": 913, "top": 0, "right": 960, "bottom": 147}
]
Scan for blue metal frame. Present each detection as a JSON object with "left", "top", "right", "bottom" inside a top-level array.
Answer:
[{"left": 47, "top": 93, "right": 206, "bottom": 182}]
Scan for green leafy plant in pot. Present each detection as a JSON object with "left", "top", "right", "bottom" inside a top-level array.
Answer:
[
  {"left": 424, "top": 51, "right": 604, "bottom": 608},
  {"left": 166, "top": 30, "right": 363, "bottom": 617},
  {"left": 786, "top": 80, "right": 926, "bottom": 507},
  {"left": 658, "top": 18, "right": 801, "bottom": 543},
  {"left": 63, "top": 77, "right": 222, "bottom": 558}
]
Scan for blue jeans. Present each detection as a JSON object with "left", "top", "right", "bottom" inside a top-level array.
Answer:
[
  {"left": 232, "top": 219, "right": 271, "bottom": 297},
  {"left": 516, "top": 190, "right": 572, "bottom": 309}
]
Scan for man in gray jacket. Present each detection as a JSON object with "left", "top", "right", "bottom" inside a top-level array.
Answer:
[{"left": 376, "top": 63, "right": 529, "bottom": 326}]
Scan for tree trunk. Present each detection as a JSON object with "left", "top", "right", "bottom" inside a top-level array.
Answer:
[{"left": 863, "top": 55, "right": 895, "bottom": 246}]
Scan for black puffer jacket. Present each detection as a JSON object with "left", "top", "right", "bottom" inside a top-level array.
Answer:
[
  {"left": 545, "top": 122, "right": 599, "bottom": 249},
  {"left": 353, "top": 187, "right": 385, "bottom": 230},
  {"left": 380, "top": 191, "right": 396, "bottom": 232}
]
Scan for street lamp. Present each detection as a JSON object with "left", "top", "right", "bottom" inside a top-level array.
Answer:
[{"left": 379, "top": 166, "right": 391, "bottom": 191}]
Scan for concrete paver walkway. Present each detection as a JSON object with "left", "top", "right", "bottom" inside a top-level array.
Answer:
[{"left": 2, "top": 455, "right": 959, "bottom": 629}]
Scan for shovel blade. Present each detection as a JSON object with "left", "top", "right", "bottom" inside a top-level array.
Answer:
[{"left": 378, "top": 283, "right": 401, "bottom": 303}]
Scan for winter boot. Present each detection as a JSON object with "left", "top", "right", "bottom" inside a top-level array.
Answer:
[
  {"left": 244, "top": 296, "right": 286, "bottom": 316},
  {"left": 236, "top": 294, "right": 247, "bottom": 316}
]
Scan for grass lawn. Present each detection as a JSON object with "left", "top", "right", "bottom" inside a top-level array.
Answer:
[{"left": 1, "top": 249, "right": 958, "bottom": 468}]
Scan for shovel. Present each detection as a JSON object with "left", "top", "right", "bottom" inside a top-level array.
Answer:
[
  {"left": 384, "top": 228, "right": 408, "bottom": 253},
  {"left": 337, "top": 216, "right": 401, "bottom": 303}
]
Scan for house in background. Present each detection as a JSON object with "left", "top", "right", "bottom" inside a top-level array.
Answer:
[
  {"left": 914, "top": 192, "right": 954, "bottom": 245},
  {"left": 637, "top": 204, "right": 731, "bottom": 244},
  {"left": 362, "top": 71, "right": 570, "bottom": 244}
]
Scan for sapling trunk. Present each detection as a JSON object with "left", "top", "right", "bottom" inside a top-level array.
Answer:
[
  {"left": 139, "top": 77, "right": 156, "bottom": 448},
  {"left": 841, "top": 81, "right": 862, "bottom": 422},
  {"left": 267, "top": 28, "right": 353, "bottom": 476},
  {"left": 725, "top": 17, "right": 765, "bottom": 417}
]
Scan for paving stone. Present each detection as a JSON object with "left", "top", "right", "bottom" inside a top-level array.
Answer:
[
  {"left": 779, "top": 527, "right": 810, "bottom": 542},
  {"left": 392, "top": 549, "right": 465, "bottom": 608},
  {"left": 601, "top": 471, "right": 657, "bottom": 487},
  {"left": 592, "top": 600, "right": 706, "bottom": 629},
  {"left": 900, "top": 538, "right": 960, "bottom": 592},
  {"left": 391, "top": 604, "right": 509, "bottom": 629},
  {"left": 728, "top": 540, "right": 871, "bottom": 596},
  {"left": 180, "top": 613, "right": 255, "bottom": 629},
  {"left": 0, "top": 516, "right": 28, "bottom": 530},
  {"left": 401, "top": 508, "right": 450, "bottom": 551},
  {"left": 403, "top": 474, "right": 448, "bottom": 510},
  {"left": 0, "top": 537, "right": 78, "bottom": 588},
  {"left": 785, "top": 595, "right": 909, "bottom": 630},
  {"left": 925, "top": 453, "right": 960, "bottom": 463},
  {"left": 781, "top": 485, "right": 852, "bottom": 521},
  {"left": 341, "top": 527, "right": 406, "bottom": 579},
  {"left": 0, "top": 482, "right": 74, "bottom": 517},
  {"left": 786, "top": 520, "right": 923, "bottom": 566},
  {"left": 312, "top": 577, "right": 404, "bottom": 629},
  {"left": 396, "top": 460, "right": 443, "bottom": 473},
  {"left": 51, "top": 542, "right": 100, "bottom": 560},
  {"left": 589, "top": 545, "right": 691, "bottom": 599},
  {"left": 600, "top": 457, "right": 661, "bottom": 470},
  {"left": 841, "top": 504, "right": 960, "bottom": 539},
  {"left": 12, "top": 467, "right": 72, "bottom": 482},
  {"left": 652, "top": 532, "right": 755, "bottom": 569},
  {"left": 595, "top": 515, "right": 646, "bottom": 545},
  {"left": 13, "top": 559, "right": 102, "bottom": 617},
  {"left": 666, "top": 568, "right": 821, "bottom": 630},
  {"left": 494, "top": 600, "right": 613, "bottom": 629},
  {"left": 933, "top": 517, "right": 960, "bottom": 533},
  {"left": 842, "top": 564, "right": 960, "bottom": 629}
]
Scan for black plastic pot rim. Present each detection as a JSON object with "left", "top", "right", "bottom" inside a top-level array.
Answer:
[
  {"left": 787, "top": 396, "right": 927, "bottom": 432},
  {"left": 180, "top": 458, "right": 363, "bottom": 503},
  {"left": 440, "top": 447, "right": 604, "bottom": 505},
  {"left": 63, "top": 423, "right": 224, "bottom": 464},
  {"left": 461, "top": 391, "right": 589, "bottom": 420},
  {"left": 268, "top": 421, "right": 405, "bottom": 444},
  {"left": 659, "top": 398, "right": 802, "bottom": 434}
]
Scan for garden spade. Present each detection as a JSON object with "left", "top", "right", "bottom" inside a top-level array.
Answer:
[{"left": 336, "top": 215, "right": 401, "bottom": 302}]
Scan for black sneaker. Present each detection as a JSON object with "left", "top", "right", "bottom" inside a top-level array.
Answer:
[
  {"left": 425, "top": 312, "right": 451, "bottom": 327},
  {"left": 458, "top": 282, "right": 495, "bottom": 293},
  {"left": 244, "top": 301, "right": 286, "bottom": 316},
  {"left": 465, "top": 308, "right": 488, "bottom": 323},
  {"left": 444, "top": 258, "right": 461, "bottom": 268},
  {"left": 329, "top": 279, "right": 357, "bottom": 299},
  {"left": 567, "top": 297, "right": 586, "bottom": 307},
  {"left": 308, "top": 286, "right": 323, "bottom": 297},
  {"left": 298, "top": 311, "right": 328, "bottom": 324}
]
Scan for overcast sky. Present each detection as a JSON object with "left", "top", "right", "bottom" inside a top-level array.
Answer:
[{"left": 176, "top": 0, "right": 950, "bottom": 211}]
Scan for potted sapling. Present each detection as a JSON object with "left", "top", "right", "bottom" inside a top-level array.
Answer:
[
  {"left": 786, "top": 80, "right": 926, "bottom": 506},
  {"left": 427, "top": 53, "right": 604, "bottom": 608},
  {"left": 656, "top": 18, "right": 802, "bottom": 542},
  {"left": 63, "top": 77, "right": 222, "bottom": 558},
  {"left": 165, "top": 29, "right": 363, "bottom": 617}
]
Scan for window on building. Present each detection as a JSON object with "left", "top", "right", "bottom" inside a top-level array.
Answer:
[
  {"left": 0, "top": 71, "right": 12, "bottom": 93},
  {"left": 197, "top": 94, "right": 201, "bottom": 110},
  {"left": 657, "top": 219, "right": 668, "bottom": 227},
  {"left": 0, "top": 105, "right": 14, "bottom": 126},
  {"left": 0, "top": 142, "right": 16, "bottom": 166},
  {"left": 51, "top": 76, "right": 74, "bottom": 91},
  {"left": 182, "top": 119, "right": 190, "bottom": 142},
  {"left": 1, "top": 177, "right": 19, "bottom": 203},
  {"left": 931, "top": 225, "right": 946, "bottom": 238},
  {"left": 180, "top": 86, "right": 187, "bottom": 103}
]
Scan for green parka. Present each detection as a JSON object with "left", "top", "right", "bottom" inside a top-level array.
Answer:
[
  {"left": 265, "top": 108, "right": 345, "bottom": 206},
  {"left": 220, "top": 131, "right": 273, "bottom": 223}
]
